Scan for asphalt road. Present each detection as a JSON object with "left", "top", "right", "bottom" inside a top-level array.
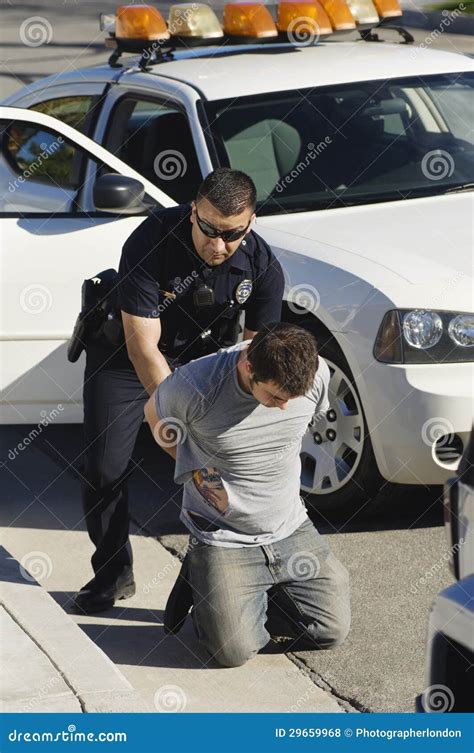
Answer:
[{"left": 0, "top": 423, "right": 454, "bottom": 713}]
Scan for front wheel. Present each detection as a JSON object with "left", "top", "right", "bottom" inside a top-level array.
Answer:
[{"left": 300, "top": 339, "right": 384, "bottom": 517}]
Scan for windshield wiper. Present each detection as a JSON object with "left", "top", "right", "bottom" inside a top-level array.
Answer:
[{"left": 444, "top": 183, "right": 474, "bottom": 194}]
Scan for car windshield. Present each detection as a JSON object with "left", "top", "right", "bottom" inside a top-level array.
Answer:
[{"left": 203, "top": 72, "right": 474, "bottom": 214}]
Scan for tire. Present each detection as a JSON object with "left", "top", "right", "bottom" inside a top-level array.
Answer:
[{"left": 299, "top": 335, "right": 384, "bottom": 518}]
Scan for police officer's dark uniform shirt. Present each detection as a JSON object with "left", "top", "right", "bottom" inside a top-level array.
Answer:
[{"left": 117, "top": 204, "right": 284, "bottom": 368}]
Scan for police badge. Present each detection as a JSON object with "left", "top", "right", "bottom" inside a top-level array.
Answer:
[{"left": 235, "top": 279, "right": 253, "bottom": 304}]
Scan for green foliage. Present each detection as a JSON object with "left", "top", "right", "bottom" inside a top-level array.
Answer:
[{"left": 426, "top": 0, "right": 474, "bottom": 13}]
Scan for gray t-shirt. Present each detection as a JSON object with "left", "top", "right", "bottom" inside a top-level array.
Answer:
[{"left": 155, "top": 342, "right": 330, "bottom": 547}]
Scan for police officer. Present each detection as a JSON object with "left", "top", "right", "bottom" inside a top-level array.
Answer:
[{"left": 74, "top": 167, "right": 285, "bottom": 613}]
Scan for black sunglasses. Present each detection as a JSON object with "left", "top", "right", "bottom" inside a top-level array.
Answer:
[{"left": 195, "top": 209, "right": 251, "bottom": 243}]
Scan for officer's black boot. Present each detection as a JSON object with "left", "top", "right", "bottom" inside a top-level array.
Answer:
[{"left": 73, "top": 568, "right": 136, "bottom": 614}]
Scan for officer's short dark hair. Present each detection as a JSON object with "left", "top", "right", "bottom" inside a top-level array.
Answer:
[
  {"left": 247, "top": 322, "right": 319, "bottom": 397},
  {"left": 196, "top": 168, "right": 257, "bottom": 216}
]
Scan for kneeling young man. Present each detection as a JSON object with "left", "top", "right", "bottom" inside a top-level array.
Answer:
[{"left": 144, "top": 323, "right": 350, "bottom": 667}]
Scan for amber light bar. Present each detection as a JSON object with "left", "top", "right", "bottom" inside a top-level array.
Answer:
[{"left": 223, "top": 3, "right": 278, "bottom": 38}]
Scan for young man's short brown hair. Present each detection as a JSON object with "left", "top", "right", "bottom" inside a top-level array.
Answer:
[{"left": 247, "top": 322, "right": 319, "bottom": 397}]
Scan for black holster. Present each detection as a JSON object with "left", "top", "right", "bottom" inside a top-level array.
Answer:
[{"left": 67, "top": 269, "right": 124, "bottom": 363}]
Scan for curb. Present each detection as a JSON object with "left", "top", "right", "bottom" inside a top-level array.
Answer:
[{"left": 0, "top": 548, "right": 150, "bottom": 713}]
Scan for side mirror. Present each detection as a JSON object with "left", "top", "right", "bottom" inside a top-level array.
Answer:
[{"left": 93, "top": 173, "right": 145, "bottom": 213}]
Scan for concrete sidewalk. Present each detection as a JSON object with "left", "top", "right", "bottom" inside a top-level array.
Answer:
[
  {"left": 0, "top": 522, "right": 344, "bottom": 714},
  {"left": 0, "top": 547, "right": 150, "bottom": 713}
]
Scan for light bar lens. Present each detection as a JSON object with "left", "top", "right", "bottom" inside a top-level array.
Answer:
[
  {"left": 345, "top": 0, "right": 379, "bottom": 24},
  {"left": 277, "top": 1, "right": 333, "bottom": 36},
  {"left": 168, "top": 4, "right": 224, "bottom": 38},
  {"left": 373, "top": 0, "right": 402, "bottom": 16},
  {"left": 100, "top": 13, "right": 115, "bottom": 32},
  {"left": 320, "top": 0, "right": 356, "bottom": 29},
  {"left": 116, "top": 4, "right": 169, "bottom": 40},
  {"left": 223, "top": 3, "right": 278, "bottom": 37}
]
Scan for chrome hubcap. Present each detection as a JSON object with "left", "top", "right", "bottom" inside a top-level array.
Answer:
[{"left": 300, "top": 359, "right": 365, "bottom": 495}]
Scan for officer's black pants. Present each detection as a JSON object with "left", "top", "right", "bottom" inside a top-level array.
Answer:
[{"left": 81, "top": 352, "right": 149, "bottom": 586}]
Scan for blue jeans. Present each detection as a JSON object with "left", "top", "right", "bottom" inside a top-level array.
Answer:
[{"left": 187, "top": 517, "right": 351, "bottom": 667}]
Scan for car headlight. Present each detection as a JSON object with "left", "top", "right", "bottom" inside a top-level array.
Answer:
[
  {"left": 374, "top": 309, "right": 474, "bottom": 364},
  {"left": 402, "top": 310, "right": 443, "bottom": 350},
  {"left": 448, "top": 314, "right": 474, "bottom": 348}
]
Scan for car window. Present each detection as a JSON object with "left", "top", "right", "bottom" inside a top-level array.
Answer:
[
  {"left": 30, "top": 95, "right": 100, "bottom": 136},
  {"left": 3, "top": 123, "right": 81, "bottom": 188},
  {"left": 105, "top": 96, "right": 202, "bottom": 204},
  {"left": 426, "top": 81, "right": 474, "bottom": 144},
  {"left": 203, "top": 72, "right": 474, "bottom": 213}
]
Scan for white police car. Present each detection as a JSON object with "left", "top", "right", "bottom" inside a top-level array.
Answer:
[{"left": 1, "top": 3, "right": 473, "bottom": 514}]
